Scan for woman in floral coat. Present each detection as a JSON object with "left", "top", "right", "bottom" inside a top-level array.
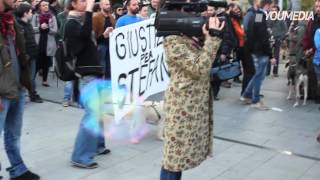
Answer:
[{"left": 160, "top": 17, "right": 224, "bottom": 180}]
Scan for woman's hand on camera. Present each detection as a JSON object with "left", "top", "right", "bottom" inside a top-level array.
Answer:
[{"left": 202, "top": 17, "right": 225, "bottom": 37}]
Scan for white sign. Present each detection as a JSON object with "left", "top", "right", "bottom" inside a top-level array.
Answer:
[{"left": 109, "top": 19, "right": 170, "bottom": 121}]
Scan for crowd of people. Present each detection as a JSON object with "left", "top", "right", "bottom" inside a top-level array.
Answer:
[{"left": 1, "top": 0, "right": 320, "bottom": 179}]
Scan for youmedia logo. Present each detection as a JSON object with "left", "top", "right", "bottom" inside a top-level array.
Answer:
[{"left": 266, "top": 11, "right": 314, "bottom": 21}]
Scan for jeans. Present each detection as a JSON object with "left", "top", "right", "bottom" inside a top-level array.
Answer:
[
  {"left": 160, "top": 168, "right": 182, "bottom": 180},
  {"left": 0, "top": 91, "right": 28, "bottom": 178},
  {"left": 241, "top": 47, "right": 255, "bottom": 95},
  {"left": 29, "top": 60, "right": 37, "bottom": 93},
  {"left": 71, "top": 76, "right": 106, "bottom": 165},
  {"left": 97, "top": 44, "right": 107, "bottom": 71},
  {"left": 63, "top": 81, "right": 73, "bottom": 101},
  {"left": 243, "top": 54, "right": 269, "bottom": 104},
  {"left": 267, "top": 39, "right": 281, "bottom": 75},
  {"left": 97, "top": 43, "right": 111, "bottom": 79},
  {"left": 314, "top": 64, "right": 320, "bottom": 82},
  {"left": 36, "top": 52, "right": 51, "bottom": 82}
]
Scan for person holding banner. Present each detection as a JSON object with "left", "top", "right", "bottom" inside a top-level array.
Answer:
[
  {"left": 65, "top": 0, "right": 110, "bottom": 169},
  {"left": 92, "top": 0, "right": 115, "bottom": 79},
  {"left": 160, "top": 17, "right": 225, "bottom": 180}
]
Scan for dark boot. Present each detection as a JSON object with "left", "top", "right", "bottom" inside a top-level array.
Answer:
[
  {"left": 30, "top": 93, "right": 43, "bottom": 103},
  {"left": 10, "top": 170, "right": 40, "bottom": 180}
]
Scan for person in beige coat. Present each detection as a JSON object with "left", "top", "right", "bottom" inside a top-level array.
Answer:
[
  {"left": 160, "top": 17, "right": 224, "bottom": 180},
  {"left": 31, "top": 0, "right": 57, "bottom": 86}
]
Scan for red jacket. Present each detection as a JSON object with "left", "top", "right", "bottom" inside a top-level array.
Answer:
[{"left": 302, "top": 19, "right": 320, "bottom": 54}]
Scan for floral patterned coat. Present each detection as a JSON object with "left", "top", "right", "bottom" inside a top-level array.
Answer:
[{"left": 162, "top": 35, "right": 221, "bottom": 172}]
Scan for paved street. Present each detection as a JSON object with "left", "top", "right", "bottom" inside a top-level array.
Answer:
[{"left": 1, "top": 64, "right": 320, "bottom": 180}]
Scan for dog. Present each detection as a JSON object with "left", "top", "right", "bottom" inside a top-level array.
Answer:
[
  {"left": 120, "top": 101, "right": 165, "bottom": 142},
  {"left": 286, "top": 58, "right": 308, "bottom": 107}
]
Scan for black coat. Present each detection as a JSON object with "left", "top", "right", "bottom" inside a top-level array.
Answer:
[
  {"left": 16, "top": 19, "right": 39, "bottom": 59},
  {"left": 64, "top": 12, "right": 103, "bottom": 77},
  {"left": 213, "top": 13, "right": 238, "bottom": 67}
]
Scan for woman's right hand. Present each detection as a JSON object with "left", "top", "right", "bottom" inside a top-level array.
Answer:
[
  {"left": 86, "top": 0, "right": 95, "bottom": 12},
  {"left": 103, "top": 27, "right": 114, "bottom": 38}
]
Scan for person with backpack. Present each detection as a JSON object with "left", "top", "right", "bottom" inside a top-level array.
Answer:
[
  {"left": 64, "top": 0, "right": 110, "bottom": 169},
  {"left": 56, "top": 2, "right": 76, "bottom": 107},
  {"left": 15, "top": 2, "right": 43, "bottom": 103}
]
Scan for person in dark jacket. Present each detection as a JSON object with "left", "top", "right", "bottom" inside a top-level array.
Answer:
[
  {"left": 229, "top": 2, "right": 245, "bottom": 85},
  {"left": 56, "top": 4, "right": 77, "bottom": 107},
  {"left": 92, "top": 0, "right": 115, "bottom": 79},
  {"left": 0, "top": 0, "right": 40, "bottom": 179},
  {"left": 65, "top": 0, "right": 110, "bottom": 169},
  {"left": 303, "top": 0, "right": 320, "bottom": 104},
  {"left": 49, "top": 0, "right": 63, "bottom": 16},
  {"left": 210, "top": 5, "right": 238, "bottom": 100},
  {"left": 241, "top": 0, "right": 276, "bottom": 110},
  {"left": 266, "top": 5, "right": 287, "bottom": 77},
  {"left": 15, "top": 2, "right": 43, "bottom": 103}
]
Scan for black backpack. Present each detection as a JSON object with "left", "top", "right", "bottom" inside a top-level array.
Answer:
[{"left": 54, "top": 38, "right": 81, "bottom": 81}]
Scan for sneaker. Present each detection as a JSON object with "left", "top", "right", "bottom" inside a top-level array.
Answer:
[
  {"left": 251, "top": 102, "right": 269, "bottom": 110},
  {"left": 62, "top": 101, "right": 70, "bottom": 107},
  {"left": 317, "top": 134, "right": 320, "bottom": 143},
  {"left": 71, "top": 161, "right": 98, "bottom": 169},
  {"left": 240, "top": 96, "right": 251, "bottom": 105},
  {"left": 233, "top": 78, "right": 242, "bottom": 84},
  {"left": 0, "top": 175, "right": 2, "bottom": 179},
  {"left": 10, "top": 170, "right": 40, "bottom": 180},
  {"left": 97, "top": 148, "right": 111, "bottom": 155},
  {"left": 30, "top": 94, "right": 43, "bottom": 103},
  {"left": 42, "top": 82, "right": 50, "bottom": 87}
]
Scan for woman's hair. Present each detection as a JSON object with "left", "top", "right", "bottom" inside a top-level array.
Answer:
[
  {"left": 35, "top": 0, "right": 50, "bottom": 11},
  {"left": 228, "top": 2, "right": 242, "bottom": 12},
  {"left": 93, "top": 2, "right": 100, "bottom": 12},
  {"left": 15, "top": 2, "right": 32, "bottom": 18},
  {"left": 139, "top": 3, "right": 148, "bottom": 11}
]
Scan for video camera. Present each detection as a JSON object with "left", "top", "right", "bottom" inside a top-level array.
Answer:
[{"left": 154, "top": 0, "right": 228, "bottom": 37}]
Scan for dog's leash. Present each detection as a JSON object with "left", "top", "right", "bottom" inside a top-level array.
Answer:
[{"left": 150, "top": 105, "right": 162, "bottom": 120}]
